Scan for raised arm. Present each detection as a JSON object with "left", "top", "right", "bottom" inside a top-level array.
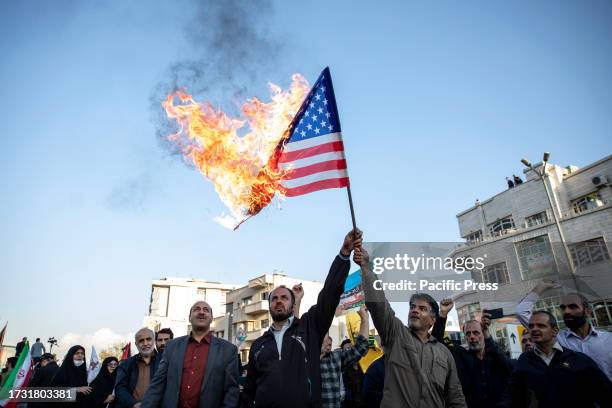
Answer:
[
  {"left": 339, "top": 305, "right": 370, "bottom": 370},
  {"left": 357, "top": 304, "right": 370, "bottom": 339},
  {"left": 355, "top": 248, "right": 404, "bottom": 349},
  {"left": 432, "top": 298, "right": 454, "bottom": 343},
  {"left": 293, "top": 283, "right": 303, "bottom": 318},
  {"left": 305, "top": 229, "right": 360, "bottom": 342},
  {"left": 516, "top": 279, "right": 559, "bottom": 327}
]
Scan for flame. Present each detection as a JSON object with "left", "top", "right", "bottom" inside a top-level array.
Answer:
[{"left": 163, "top": 74, "right": 310, "bottom": 228}]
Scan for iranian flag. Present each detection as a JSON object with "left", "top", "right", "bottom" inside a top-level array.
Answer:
[{"left": 0, "top": 342, "right": 33, "bottom": 407}]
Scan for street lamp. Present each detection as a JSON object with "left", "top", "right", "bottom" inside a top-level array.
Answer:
[{"left": 521, "top": 152, "right": 577, "bottom": 280}]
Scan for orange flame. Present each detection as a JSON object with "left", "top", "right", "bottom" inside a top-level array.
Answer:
[{"left": 163, "top": 74, "right": 310, "bottom": 228}]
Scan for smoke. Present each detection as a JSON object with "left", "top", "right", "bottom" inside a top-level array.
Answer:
[
  {"left": 151, "top": 0, "right": 284, "bottom": 156},
  {"left": 106, "top": 173, "right": 154, "bottom": 212}
]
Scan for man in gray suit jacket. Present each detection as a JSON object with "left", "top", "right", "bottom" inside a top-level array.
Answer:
[{"left": 141, "top": 300, "right": 240, "bottom": 408}]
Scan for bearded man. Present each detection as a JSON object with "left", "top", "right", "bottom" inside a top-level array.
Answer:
[
  {"left": 242, "top": 229, "right": 362, "bottom": 408},
  {"left": 433, "top": 299, "right": 512, "bottom": 408},
  {"left": 516, "top": 279, "right": 612, "bottom": 381}
]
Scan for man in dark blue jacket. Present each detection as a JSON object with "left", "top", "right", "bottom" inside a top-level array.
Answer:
[
  {"left": 115, "top": 328, "right": 160, "bottom": 408},
  {"left": 362, "top": 355, "right": 384, "bottom": 408},
  {"left": 498, "top": 310, "right": 611, "bottom": 408},
  {"left": 242, "top": 229, "right": 362, "bottom": 408},
  {"left": 434, "top": 300, "right": 512, "bottom": 408}
]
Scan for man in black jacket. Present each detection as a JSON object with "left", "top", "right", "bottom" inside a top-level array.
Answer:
[
  {"left": 115, "top": 328, "right": 160, "bottom": 408},
  {"left": 242, "top": 229, "right": 362, "bottom": 408},
  {"left": 498, "top": 310, "right": 611, "bottom": 407},
  {"left": 29, "top": 353, "right": 59, "bottom": 386},
  {"left": 28, "top": 353, "right": 60, "bottom": 408},
  {"left": 433, "top": 300, "right": 512, "bottom": 408}
]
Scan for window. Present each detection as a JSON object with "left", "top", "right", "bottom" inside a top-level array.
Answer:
[
  {"left": 458, "top": 303, "right": 481, "bottom": 325},
  {"left": 197, "top": 288, "right": 207, "bottom": 300},
  {"left": 489, "top": 216, "right": 515, "bottom": 236},
  {"left": 572, "top": 192, "right": 603, "bottom": 214},
  {"left": 240, "top": 349, "right": 249, "bottom": 364},
  {"left": 216, "top": 331, "right": 225, "bottom": 338},
  {"left": 225, "top": 303, "right": 233, "bottom": 314},
  {"left": 261, "top": 318, "right": 269, "bottom": 329},
  {"left": 150, "top": 286, "right": 169, "bottom": 317},
  {"left": 515, "top": 235, "right": 557, "bottom": 280},
  {"left": 593, "top": 300, "right": 612, "bottom": 328},
  {"left": 482, "top": 262, "right": 510, "bottom": 285},
  {"left": 525, "top": 211, "right": 549, "bottom": 228},
  {"left": 465, "top": 230, "right": 483, "bottom": 244},
  {"left": 570, "top": 238, "right": 610, "bottom": 268},
  {"left": 243, "top": 296, "right": 253, "bottom": 305},
  {"left": 471, "top": 269, "right": 483, "bottom": 283},
  {"left": 261, "top": 291, "right": 269, "bottom": 301}
]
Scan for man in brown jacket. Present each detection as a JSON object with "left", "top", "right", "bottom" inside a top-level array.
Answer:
[{"left": 354, "top": 248, "right": 466, "bottom": 408}]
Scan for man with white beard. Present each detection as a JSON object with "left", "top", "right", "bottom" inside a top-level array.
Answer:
[
  {"left": 433, "top": 300, "right": 512, "bottom": 408},
  {"left": 115, "top": 328, "right": 160, "bottom": 408}
]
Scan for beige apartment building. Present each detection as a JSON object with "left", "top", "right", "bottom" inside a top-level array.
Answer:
[{"left": 212, "top": 273, "right": 348, "bottom": 364}]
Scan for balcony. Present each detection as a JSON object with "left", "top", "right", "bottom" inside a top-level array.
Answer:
[
  {"left": 246, "top": 328, "right": 268, "bottom": 341},
  {"left": 248, "top": 274, "right": 273, "bottom": 289},
  {"left": 244, "top": 300, "right": 269, "bottom": 315},
  {"left": 562, "top": 198, "right": 611, "bottom": 219}
]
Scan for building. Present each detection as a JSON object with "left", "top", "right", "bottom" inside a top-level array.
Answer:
[
  {"left": 143, "top": 278, "right": 238, "bottom": 337},
  {"left": 212, "top": 273, "right": 348, "bottom": 364},
  {"left": 450, "top": 154, "right": 612, "bottom": 355},
  {"left": 0, "top": 345, "right": 16, "bottom": 369}
]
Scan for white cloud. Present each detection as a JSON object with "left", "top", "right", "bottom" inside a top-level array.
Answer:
[{"left": 55, "top": 328, "right": 133, "bottom": 362}]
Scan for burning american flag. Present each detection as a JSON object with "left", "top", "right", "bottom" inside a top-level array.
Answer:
[{"left": 164, "top": 67, "right": 351, "bottom": 229}]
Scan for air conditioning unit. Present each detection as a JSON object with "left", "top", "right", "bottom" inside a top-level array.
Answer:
[{"left": 592, "top": 175, "right": 609, "bottom": 187}]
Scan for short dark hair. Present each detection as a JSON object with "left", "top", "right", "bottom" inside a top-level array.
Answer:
[
  {"left": 41, "top": 353, "right": 54, "bottom": 361},
  {"left": 562, "top": 292, "right": 591, "bottom": 310},
  {"left": 36, "top": 338, "right": 40, "bottom": 342},
  {"left": 340, "top": 339, "right": 352, "bottom": 348},
  {"left": 156, "top": 328, "right": 174, "bottom": 341},
  {"left": 409, "top": 293, "right": 439, "bottom": 319},
  {"left": 268, "top": 286, "right": 295, "bottom": 306},
  {"left": 532, "top": 310, "right": 558, "bottom": 328},
  {"left": 6, "top": 357, "right": 18, "bottom": 368}
]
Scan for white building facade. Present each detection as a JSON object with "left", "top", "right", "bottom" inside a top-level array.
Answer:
[
  {"left": 450, "top": 154, "right": 612, "bottom": 352},
  {"left": 143, "top": 278, "right": 238, "bottom": 337}
]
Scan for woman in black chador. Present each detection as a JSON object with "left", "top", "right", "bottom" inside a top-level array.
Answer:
[
  {"left": 87, "top": 356, "right": 119, "bottom": 407},
  {"left": 50, "top": 345, "right": 91, "bottom": 406}
]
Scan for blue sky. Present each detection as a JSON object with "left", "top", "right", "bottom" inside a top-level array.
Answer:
[{"left": 1, "top": 0, "right": 611, "bottom": 350}]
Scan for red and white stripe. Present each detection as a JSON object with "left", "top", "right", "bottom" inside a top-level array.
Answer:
[{"left": 279, "top": 132, "right": 349, "bottom": 197}]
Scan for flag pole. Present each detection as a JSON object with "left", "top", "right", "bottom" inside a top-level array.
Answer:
[
  {"left": 323, "top": 66, "right": 357, "bottom": 231},
  {"left": 346, "top": 185, "right": 357, "bottom": 231}
]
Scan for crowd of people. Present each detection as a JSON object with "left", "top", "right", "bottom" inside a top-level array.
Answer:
[{"left": 2, "top": 229, "right": 612, "bottom": 407}]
